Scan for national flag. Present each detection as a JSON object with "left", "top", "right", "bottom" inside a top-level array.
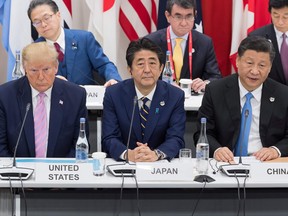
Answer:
[
  {"left": 229, "top": 0, "right": 270, "bottom": 72},
  {"left": 194, "top": 0, "right": 203, "bottom": 33}
]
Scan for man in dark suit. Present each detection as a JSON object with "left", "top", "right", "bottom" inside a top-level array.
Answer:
[
  {"left": 195, "top": 36, "right": 288, "bottom": 162},
  {"left": 102, "top": 38, "right": 185, "bottom": 162},
  {"left": 0, "top": 42, "right": 88, "bottom": 157},
  {"left": 249, "top": 0, "right": 288, "bottom": 85},
  {"left": 27, "top": 0, "right": 121, "bottom": 86},
  {"left": 145, "top": 0, "right": 221, "bottom": 92}
]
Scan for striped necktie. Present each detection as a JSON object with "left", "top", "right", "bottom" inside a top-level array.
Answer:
[
  {"left": 34, "top": 92, "right": 47, "bottom": 158},
  {"left": 280, "top": 34, "right": 288, "bottom": 80},
  {"left": 140, "top": 97, "right": 149, "bottom": 138},
  {"left": 173, "top": 38, "right": 184, "bottom": 83},
  {"left": 234, "top": 92, "right": 253, "bottom": 156}
]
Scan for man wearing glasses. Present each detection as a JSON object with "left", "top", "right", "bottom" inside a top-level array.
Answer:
[
  {"left": 145, "top": 0, "right": 221, "bottom": 92},
  {"left": 249, "top": 0, "right": 288, "bottom": 86},
  {"left": 27, "top": 0, "right": 121, "bottom": 86}
]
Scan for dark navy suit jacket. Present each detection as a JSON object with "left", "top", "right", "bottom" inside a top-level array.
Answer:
[
  {"left": 145, "top": 28, "right": 222, "bottom": 80},
  {"left": 250, "top": 24, "right": 287, "bottom": 85},
  {"left": 102, "top": 79, "right": 186, "bottom": 160},
  {"left": 195, "top": 74, "right": 288, "bottom": 157},
  {"left": 0, "top": 77, "right": 88, "bottom": 157},
  {"left": 36, "top": 28, "right": 121, "bottom": 85}
]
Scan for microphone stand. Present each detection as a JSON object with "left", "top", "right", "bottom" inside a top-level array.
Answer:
[
  {"left": 107, "top": 96, "right": 138, "bottom": 177},
  {"left": 219, "top": 110, "right": 250, "bottom": 177},
  {"left": 0, "top": 103, "right": 34, "bottom": 180}
]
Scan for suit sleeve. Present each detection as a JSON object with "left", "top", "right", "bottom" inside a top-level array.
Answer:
[
  {"left": 156, "top": 90, "right": 186, "bottom": 160},
  {"left": 86, "top": 32, "right": 122, "bottom": 81},
  {"left": 0, "top": 103, "right": 12, "bottom": 157},
  {"left": 102, "top": 89, "right": 127, "bottom": 160}
]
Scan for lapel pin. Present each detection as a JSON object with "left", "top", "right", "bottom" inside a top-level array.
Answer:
[
  {"left": 192, "top": 48, "right": 195, "bottom": 53},
  {"left": 160, "top": 101, "right": 165, "bottom": 106},
  {"left": 155, "top": 108, "right": 159, "bottom": 114},
  {"left": 59, "top": 100, "right": 63, "bottom": 105},
  {"left": 269, "top": 97, "right": 275, "bottom": 102}
]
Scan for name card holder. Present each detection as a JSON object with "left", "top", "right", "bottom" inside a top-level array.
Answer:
[
  {"left": 83, "top": 85, "right": 105, "bottom": 104},
  {"left": 250, "top": 162, "right": 288, "bottom": 182},
  {"left": 136, "top": 161, "right": 194, "bottom": 181},
  {"left": 36, "top": 163, "right": 93, "bottom": 182}
]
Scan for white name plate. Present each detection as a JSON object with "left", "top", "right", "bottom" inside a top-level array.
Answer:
[
  {"left": 136, "top": 161, "right": 194, "bottom": 181},
  {"left": 36, "top": 163, "right": 93, "bottom": 182},
  {"left": 83, "top": 85, "right": 105, "bottom": 104},
  {"left": 250, "top": 163, "right": 288, "bottom": 182}
]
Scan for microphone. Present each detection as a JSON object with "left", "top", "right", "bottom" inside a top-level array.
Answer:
[
  {"left": 107, "top": 96, "right": 138, "bottom": 177},
  {"left": 219, "top": 109, "right": 250, "bottom": 177},
  {"left": 0, "top": 103, "right": 34, "bottom": 180}
]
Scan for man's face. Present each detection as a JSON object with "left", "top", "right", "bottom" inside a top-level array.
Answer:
[
  {"left": 129, "top": 50, "right": 163, "bottom": 92},
  {"left": 236, "top": 50, "right": 272, "bottom": 92},
  {"left": 165, "top": 4, "right": 195, "bottom": 37},
  {"left": 271, "top": 7, "right": 288, "bottom": 33},
  {"left": 30, "top": 4, "right": 61, "bottom": 41},
  {"left": 24, "top": 57, "right": 58, "bottom": 92}
]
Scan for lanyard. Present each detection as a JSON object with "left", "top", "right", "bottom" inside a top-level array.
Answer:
[{"left": 166, "top": 26, "right": 193, "bottom": 81}]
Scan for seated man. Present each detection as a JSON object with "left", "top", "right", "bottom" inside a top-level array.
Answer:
[
  {"left": 0, "top": 42, "right": 88, "bottom": 157},
  {"left": 102, "top": 38, "right": 185, "bottom": 162},
  {"left": 194, "top": 36, "right": 288, "bottom": 162}
]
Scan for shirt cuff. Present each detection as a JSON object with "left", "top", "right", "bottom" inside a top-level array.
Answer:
[{"left": 270, "top": 146, "right": 281, "bottom": 157}]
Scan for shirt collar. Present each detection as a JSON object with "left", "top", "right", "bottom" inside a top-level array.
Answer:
[
  {"left": 238, "top": 78, "right": 262, "bottom": 102},
  {"left": 169, "top": 26, "right": 189, "bottom": 41},
  {"left": 31, "top": 85, "right": 53, "bottom": 100},
  {"left": 135, "top": 84, "right": 157, "bottom": 101},
  {"left": 46, "top": 28, "right": 65, "bottom": 50},
  {"left": 274, "top": 26, "right": 288, "bottom": 40}
]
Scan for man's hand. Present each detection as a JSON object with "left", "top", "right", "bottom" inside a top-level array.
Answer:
[
  {"left": 127, "top": 142, "right": 158, "bottom": 162},
  {"left": 253, "top": 147, "right": 279, "bottom": 161},
  {"left": 56, "top": 75, "right": 68, "bottom": 81},
  {"left": 104, "top": 79, "right": 118, "bottom": 87},
  {"left": 191, "top": 78, "right": 207, "bottom": 92},
  {"left": 214, "top": 147, "right": 235, "bottom": 163}
]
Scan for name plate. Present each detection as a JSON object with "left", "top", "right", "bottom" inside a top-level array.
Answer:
[
  {"left": 36, "top": 163, "right": 93, "bottom": 182},
  {"left": 136, "top": 161, "right": 194, "bottom": 181},
  {"left": 83, "top": 85, "right": 105, "bottom": 104},
  {"left": 250, "top": 163, "right": 288, "bottom": 182}
]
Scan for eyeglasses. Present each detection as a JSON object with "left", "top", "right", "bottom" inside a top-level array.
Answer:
[
  {"left": 170, "top": 14, "right": 195, "bottom": 22},
  {"left": 32, "top": 14, "right": 55, "bottom": 28}
]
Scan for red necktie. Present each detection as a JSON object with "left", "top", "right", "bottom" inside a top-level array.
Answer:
[{"left": 54, "top": 42, "right": 64, "bottom": 62}]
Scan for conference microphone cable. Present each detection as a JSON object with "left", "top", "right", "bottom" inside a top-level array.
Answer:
[
  {"left": 8, "top": 176, "right": 15, "bottom": 216},
  {"left": 234, "top": 172, "right": 241, "bottom": 216},
  {"left": 19, "top": 176, "right": 28, "bottom": 216},
  {"left": 243, "top": 171, "right": 249, "bottom": 216},
  {"left": 191, "top": 180, "right": 207, "bottom": 216},
  {"left": 116, "top": 172, "right": 141, "bottom": 216}
]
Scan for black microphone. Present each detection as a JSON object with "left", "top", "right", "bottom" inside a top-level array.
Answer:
[
  {"left": 220, "top": 109, "right": 250, "bottom": 177},
  {"left": 107, "top": 96, "right": 138, "bottom": 177},
  {"left": 0, "top": 103, "right": 34, "bottom": 180}
]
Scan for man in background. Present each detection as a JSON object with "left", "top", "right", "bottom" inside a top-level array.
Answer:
[
  {"left": 145, "top": 0, "right": 221, "bottom": 92},
  {"left": 195, "top": 36, "right": 288, "bottom": 162},
  {"left": 250, "top": 0, "right": 288, "bottom": 85},
  {"left": 27, "top": 0, "right": 121, "bottom": 86},
  {"left": 0, "top": 42, "right": 88, "bottom": 157},
  {"left": 102, "top": 38, "right": 185, "bottom": 162}
]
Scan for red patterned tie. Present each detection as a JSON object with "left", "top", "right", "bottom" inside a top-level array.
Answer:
[
  {"left": 54, "top": 42, "right": 64, "bottom": 62},
  {"left": 34, "top": 93, "right": 47, "bottom": 158}
]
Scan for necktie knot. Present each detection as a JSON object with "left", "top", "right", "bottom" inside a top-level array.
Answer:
[
  {"left": 141, "top": 97, "right": 149, "bottom": 105},
  {"left": 245, "top": 92, "right": 253, "bottom": 101},
  {"left": 38, "top": 92, "right": 46, "bottom": 100},
  {"left": 175, "top": 38, "right": 183, "bottom": 45},
  {"left": 283, "top": 33, "right": 287, "bottom": 40}
]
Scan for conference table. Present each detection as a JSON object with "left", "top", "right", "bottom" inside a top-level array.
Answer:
[
  {"left": 0, "top": 157, "right": 288, "bottom": 216},
  {"left": 83, "top": 85, "right": 204, "bottom": 151}
]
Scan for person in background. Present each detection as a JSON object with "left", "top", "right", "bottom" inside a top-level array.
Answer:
[
  {"left": 145, "top": 0, "right": 221, "bottom": 92},
  {"left": 0, "top": 42, "right": 88, "bottom": 157},
  {"left": 194, "top": 36, "right": 288, "bottom": 162},
  {"left": 250, "top": 0, "right": 288, "bottom": 85},
  {"left": 27, "top": 0, "right": 121, "bottom": 86},
  {"left": 102, "top": 38, "right": 185, "bottom": 162}
]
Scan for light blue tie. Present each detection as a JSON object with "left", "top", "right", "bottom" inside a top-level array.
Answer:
[{"left": 235, "top": 92, "right": 253, "bottom": 156}]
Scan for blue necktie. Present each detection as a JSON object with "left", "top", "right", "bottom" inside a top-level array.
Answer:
[
  {"left": 140, "top": 97, "right": 149, "bottom": 138},
  {"left": 235, "top": 92, "right": 253, "bottom": 156}
]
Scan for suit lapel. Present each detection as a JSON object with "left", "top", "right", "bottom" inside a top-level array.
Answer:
[
  {"left": 19, "top": 78, "right": 35, "bottom": 156},
  {"left": 64, "top": 29, "right": 78, "bottom": 81},
  {"left": 225, "top": 75, "right": 241, "bottom": 147},
  {"left": 47, "top": 80, "right": 64, "bottom": 157},
  {"left": 123, "top": 80, "right": 142, "bottom": 142},
  {"left": 260, "top": 79, "right": 275, "bottom": 144},
  {"left": 143, "top": 82, "right": 165, "bottom": 143}
]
